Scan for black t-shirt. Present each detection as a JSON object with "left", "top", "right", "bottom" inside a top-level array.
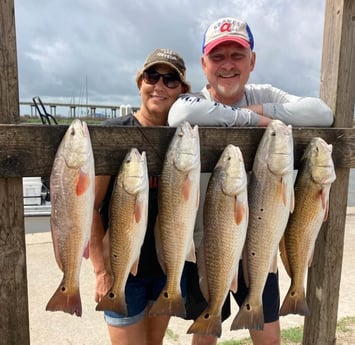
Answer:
[{"left": 99, "top": 114, "right": 165, "bottom": 278}]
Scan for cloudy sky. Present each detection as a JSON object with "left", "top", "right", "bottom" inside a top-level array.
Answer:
[{"left": 14, "top": 0, "right": 327, "bottom": 113}]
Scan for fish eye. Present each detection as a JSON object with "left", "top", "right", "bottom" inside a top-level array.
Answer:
[{"left": 70, "top": 128, "right": 75, "bottom": 136}]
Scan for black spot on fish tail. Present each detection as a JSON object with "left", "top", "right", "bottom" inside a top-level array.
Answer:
[
  {"left": 148, "top": 288, "right": 186, "bottom": 318},
  {"left": 230, "top": 301, "right": 264, "bottom": 331}
]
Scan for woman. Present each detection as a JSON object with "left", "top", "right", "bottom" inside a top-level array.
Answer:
[{"left": 90, "top": 48, "right": 190, "bottom": 345}]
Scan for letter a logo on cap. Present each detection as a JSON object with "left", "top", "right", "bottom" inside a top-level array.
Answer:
[{"left": 220, "top": 22, "right": 232, "bottom": 33}]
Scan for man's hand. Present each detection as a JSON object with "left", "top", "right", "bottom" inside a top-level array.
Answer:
[
  {"left": 244, "top": 104, "right": 263, "bottom": 115},
  {"left": 244, "top": 104, "right": 271, "bottom": 126}
]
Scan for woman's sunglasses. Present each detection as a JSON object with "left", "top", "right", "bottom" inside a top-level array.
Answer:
[{"left": 142, "top": 70, "right": 181, "bottom": 89}]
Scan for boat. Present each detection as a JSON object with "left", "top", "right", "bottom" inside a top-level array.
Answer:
[{"left": 23, "top": 177, "right": 51, "bottom": 234}]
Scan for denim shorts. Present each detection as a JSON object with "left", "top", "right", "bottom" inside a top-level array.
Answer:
[
  {"left": 232, "top": 261, "right": 280, "bottom": 323},
  {"left": 104, "top": 267, "right": 188, "bottom": 327},
  {"left": 185, "top": 260, "right": 280, "bottom": 323}
]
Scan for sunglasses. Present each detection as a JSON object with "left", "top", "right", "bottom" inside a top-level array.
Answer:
[{"left": 142, "top": 70, "right": 182, "bottom": 89}]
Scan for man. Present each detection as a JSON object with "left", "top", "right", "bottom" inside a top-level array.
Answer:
[{"left": 168, "top": 17, "right": 333, "bottom": 345}]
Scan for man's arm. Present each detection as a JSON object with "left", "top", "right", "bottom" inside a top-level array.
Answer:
[
  {"left": 169, "top": 91, "right": 334, "bottom": 128},
  {"left": 168, "top": 94, "right": 269, "bottom": 127},
  {"left": 245, "top": 85, "right": 334, "bottom": 127},
  {"left": 261, "top": 97, "right": 334, "bottom": 127}
]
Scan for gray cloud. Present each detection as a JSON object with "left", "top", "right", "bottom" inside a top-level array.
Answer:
[{"left": 15, "top": 0, "right": 326, "bottom": 111}]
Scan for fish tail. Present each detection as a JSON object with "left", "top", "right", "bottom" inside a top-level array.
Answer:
[
  {"left": 187, "top": 312, "right": 222, "bottom": 338},
  {"left": 279, "top": 287, "right": 308, "bottom": 316},
  {"left": 230, "top": 301, "right": 264, "bottom": 331},
  {"left": 46, "top": 283, "right": 82, "bottom": 317},
  {"left": 95, "top": 291, "right": 127, "bottom": 315},
  {"left": 148, "top": 289, "right": 186, "bottom": 318}
]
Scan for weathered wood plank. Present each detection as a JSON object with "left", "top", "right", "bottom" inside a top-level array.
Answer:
[
  {"left": 304, "top": 0, "right": 355, "bottom": 344},
  {"left": 0, "top": 0, "right": 30, "bottom": 344},
  {"left": 0, "top": 125, "right": 354, "bottom": 177}
]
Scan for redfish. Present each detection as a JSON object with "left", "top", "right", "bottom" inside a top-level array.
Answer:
[
  {"left": 187, "top": 144, "right": 248, "bottom": 337},
  {"left": 46, "top": 119, "right": 95, "bottom": 317},
  {"left": 96, "top": 148, "right": 149, "bottom": 315},
  {"left": 231, "top": 119, "right": 294, "bottom": 331},
  {"left": 279, "top": 137, "right": 336, "bottom": 316},
  {"left": 149, "top": 121, "right": 200, "bottom": 318}
]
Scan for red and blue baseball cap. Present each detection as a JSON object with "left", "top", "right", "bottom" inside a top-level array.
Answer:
[{"left": 202, "top": 17, "right": 254, "bottom": 54}]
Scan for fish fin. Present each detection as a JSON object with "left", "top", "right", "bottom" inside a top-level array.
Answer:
[
  {"left": 280, "top": 177, "right": 287, "bottom": 206},
  {"left": 280, "top": 175, "right": 294, "bottom": 212},
  {"left": 76, "top": 170, "right": 90, "bottom": 196},
  {"left": 103, "top": 230, "right": 112, "bottom": 274},
  {"left": 46, "top": 280, "right": 82, "bottom": 317},
  {"left": 134, "top": 198, "right": 144, "bottom": 223},
  {"left": 269, "top": 254, "right": 278, "bottom": 274},
  {"left": 279, "top": 235, "right": 291, "bottom": 278},
  {"left": 230, "top": 300, "right": 264, "bottom": 331},
  {"left": 182, "top": 174, "right": 192, "bottom": 201},
  {"left": 149, "top": 289, "right": 186, "bottom": 318},
  {"left": 279, "top": 286, "right": 308, "bottom": 316},
  {"left": 290, "top": 187, "right": 295, "bottom": 213},
  {"left": 245, "top": 201, "right": 249, "bottom": 224},
  {"left": 197, "top": 242, "right": 209, "bottom": 301},
  {"left": 154, "top": 216, "right": 166, "bottom": 273},
  {"left": 196, "top": 185, "right": 200, "bottom": 209},
  {"left": 130, "top": 257, "right": 140, "bottom": 276},
  {"left": 187, "top": 311, "right": 222, "bottom": 337},
  {"left": 323, "top": 202, "right": 329, "bottom": 222},
  {"left": 83, "top": 241, "right": 90, "bottom": 259},
  {"left": 50, "top": 218, "right": 64, "bottom": 271},
  {"left": 241, "top": 248, "right": 249, "bottom": 287},
  {"left": 321, "top": 187, "right": 330, "bottom": 221},
  {"left": 186, "top": 240, "right": 196, "bottom": 263},
  {"left": 95, "top": 290, "right": 127, "bottom": 315},
  {"left": 230, "top": 273, "right": 238, "bottom": 294},
  {"left": 234, "top": 197, "right": 246, "bottom": 225},
  {"left": 82, "top": 216, "right": 91, "bottom": 259},
  {"left": 308, "top": 250, "right": 314, "bottom": 267}
]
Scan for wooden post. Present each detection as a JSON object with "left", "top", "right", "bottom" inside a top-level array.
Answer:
[
  {"left": 0, "top": 1, "right": 30, "bottom": 344},
  {"left": 303, "top": 0, "right": 355, "bottom": 344}
]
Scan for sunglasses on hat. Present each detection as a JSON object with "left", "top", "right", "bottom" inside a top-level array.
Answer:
[{"left": 142, "top": 70, "right": 181, "bottom": 89}]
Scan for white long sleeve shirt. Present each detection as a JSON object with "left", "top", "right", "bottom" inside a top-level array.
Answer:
[{"left": 168, "top": 84, "right": 334, "bottom": 127}]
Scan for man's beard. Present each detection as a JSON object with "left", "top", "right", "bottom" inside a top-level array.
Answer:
[{"left": 215, "top": 81, "right": 242, "bottom": 100}]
